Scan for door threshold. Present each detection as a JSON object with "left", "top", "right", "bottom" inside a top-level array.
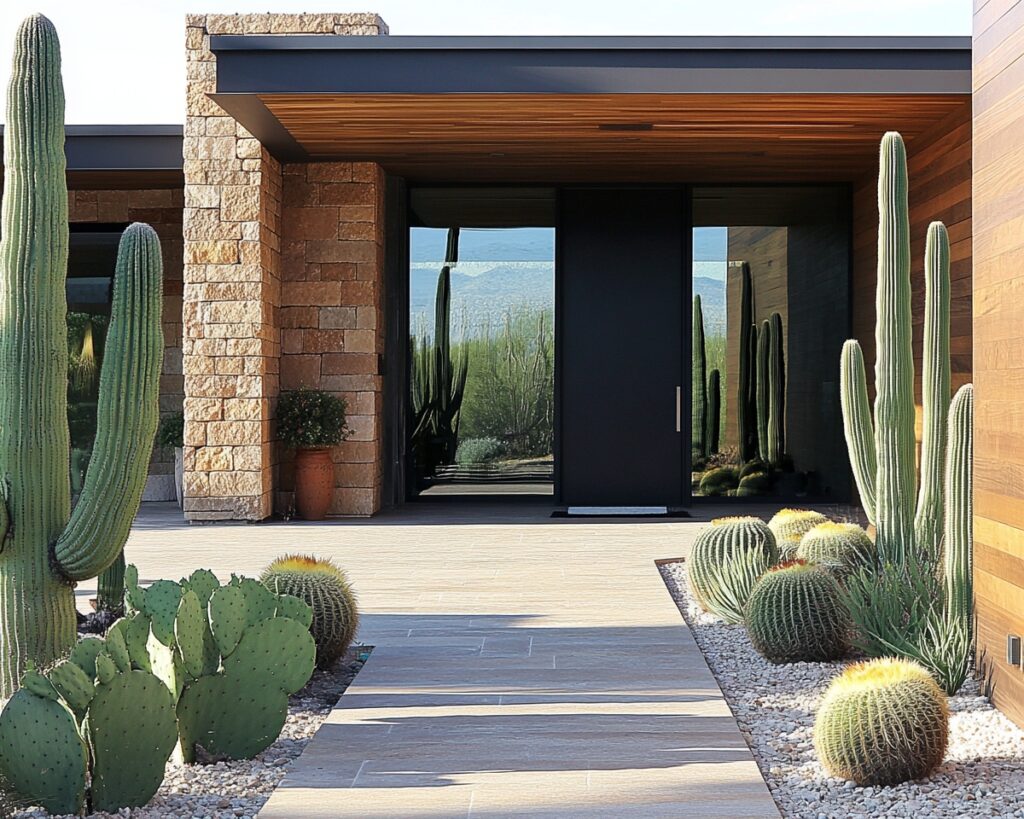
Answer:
[{"left": 553, "top": 506, "right": 691, "bottom": 518}]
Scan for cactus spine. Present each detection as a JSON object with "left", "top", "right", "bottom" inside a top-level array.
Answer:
[
  {"left": 737, "top": 264, "right": 757, "bottom": 461},
  {"left": 796, "top": 522, "right": 874, "bottom": 579},
  {"left": 914, "top": 223, "right": 951, "bottom": 558},
  {"left": 943, "top": 384, "right": 972, "bottom": 635},
  {"left": 0, "top": 16, "right": 164, "bottom": 697},
  {"left": 692, "top": 295, "right": 707, "bottom": 459},
  {"left": 706, "top": 368, "right": 720, "bottom": 455},
  {"left": 756, "top": 319, "right": 771, "bottom": 463},
  {"left": 767, "top": 311, "right": 785, "bottom": 467}
]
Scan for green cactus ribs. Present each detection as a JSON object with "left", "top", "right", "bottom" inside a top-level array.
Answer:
[
  {"left": 0, "top": 12, "right": 163, "bottom": 697},
  {"left": 688, "top": 516, "right": 777, "bottom": 624}
]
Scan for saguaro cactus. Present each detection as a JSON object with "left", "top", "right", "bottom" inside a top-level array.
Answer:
[
  {"left": 0, "top": 15, "right": 164, "bottom": 697},
  {"left": 840, "top": 134, "right": 944, "bottom": 564},
  {"left": 737, "top": 263, "right": 757, "bottom": 461},
  {"left": 706, "top": 368, "right": 721, "bottom": 455},
  {"left": 767, "top": 311, "right": 785, "bottom": 467},
  {"left": 756, "top": 319, "right": 771, "bottom": 463},
  {"left": 943, "top": 384, "right": 973, "bottom": 635},
  {"left": 692, "top": 295, "right": 707, "bottom": 459}
]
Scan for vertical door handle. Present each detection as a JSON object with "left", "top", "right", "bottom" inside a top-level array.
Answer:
[{"left": 675, "top": 386, "right": 682, "bottom": 433}]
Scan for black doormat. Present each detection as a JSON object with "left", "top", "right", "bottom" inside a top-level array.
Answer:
[{"left": 551, "top": 508, "right": 691, "bottom": 519}]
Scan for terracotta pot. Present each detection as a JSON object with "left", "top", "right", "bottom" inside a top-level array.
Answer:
[{"left": 294, "top": 448, "right": 334, "bottom": 521}]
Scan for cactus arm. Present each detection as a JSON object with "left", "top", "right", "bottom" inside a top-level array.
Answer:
[
  {"left": 692, "top": 295, "right": 707, "bottom": 459},
  {"left": 914, "top": 222, "right": 951, "bottom": 558},
  {"left": 943, "top": 384, "right": 973, "bottom": 634},
  {"left": 756, "top": 319, "right": 771, "bottom": 464},
  {"left": 840, "top": 340, "right": 877, "bottom": 524},
  {"left": 873, "top": 132, "right": 917, "bottom": 563},
  {"left": 736, "top": 264, "right": 755, "bottom": 461},
  {"left": 53, "top": 224, "right": 163, "bottom": 582}
]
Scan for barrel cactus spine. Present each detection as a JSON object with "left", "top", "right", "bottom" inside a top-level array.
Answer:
[
  {"left": 692, "top": 295, "right": 707, "bottom": 460},
  {"left": 744, "top": 560, "right": 851, "bottom": 664},
  {"left": 943, "top": 384, "right": 972, "bottom": 635},
  {"left": 914, "top": 222, "right": 951, "bottom": 559},
  {"left": 814, "top": 657, "right": 948, "bottom": 786},
  {"left": 796, "top": 522, "right": 874, "bottom": 579},
  {"left": 688, "top": 516, "right": 777, "bottom": 623},
  {"left": 262, "top": 554, "right": 360, "bottom": 668},
  {"left": 0, "top": 15, "right": 164, "bottom": 696}
]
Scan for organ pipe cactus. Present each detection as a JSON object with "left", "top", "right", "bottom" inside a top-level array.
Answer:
[
  {"left": 737, "top": 264, "right": 757, "bottom": 461},
  {"left": 744, "top": 561, "right": 851, "bottom": 664},
  {"left": 840, "top": 133, "right": 950, "bottom": 563},
  {"left": 943, "top": 384, "right": 973, "bottom": 636},
  {"left": 692, "top": 295, "right": 707, "bottom": 459},
  {"left": 767, "top": 311, "right": 785, "bottom": 467},
  {"left": 706, "top": 368, "right": 721, "bottom": 455},
  {"left": 688, "top": 516, "right": 777, "bottom": 623},
  {"left": 814, "top": 657, "right": 948, "bottom": 786},
  {"left": 756, "top": 319, "right": 771, "bottom": 463},
  {"left": 0, "top": 15, "right": 164, "bottom": 697}
]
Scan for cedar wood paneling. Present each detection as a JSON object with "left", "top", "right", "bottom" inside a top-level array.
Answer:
[{"left": 973, "top": 0, "right": 1024, "bottom": 728}]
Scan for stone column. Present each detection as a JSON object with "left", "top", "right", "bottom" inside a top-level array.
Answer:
[{"left": 182, "top": 13, "right": 388, "bottom": 521}]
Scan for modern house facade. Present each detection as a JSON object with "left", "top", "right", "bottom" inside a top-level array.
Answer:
[{"left": 5, "top": 5, "right": 1024, "bottom": 724}]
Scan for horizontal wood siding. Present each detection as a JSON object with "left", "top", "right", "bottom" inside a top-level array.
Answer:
[{"left": 973, "top": 0, "right": 1024, "bottom": 728}]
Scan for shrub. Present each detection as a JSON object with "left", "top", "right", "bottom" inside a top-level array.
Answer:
[
  {"left": 699, "top": 466, "right": 740, "bottom": 496},
  {"left": 277, "top": 387, "right": 349, "bottom": 449},
  {"left": 814, "top": 658, "right": 948, "bottom": 786},
  {"left": 455, "top": 437, "right": 506, "bottom": 465},
  {"left": 262, "top": 555, "right": 359, "bottom": 669},
  {"left": 744, "top": 560, "right": 851, "bottom": 664},
  {"left": 156, "top": 412, "right": 184, "bottom": 449},
  {"left": 688, "top": 517, "right": 777, "bottom": 623},
  {"left": 797, "top": 522, "right": 874, "bottom": 579},
  {"left": 768, "top": 508, "right": 827, "bottom": 543}
]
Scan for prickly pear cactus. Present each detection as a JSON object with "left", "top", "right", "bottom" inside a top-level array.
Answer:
[
  {"left": 814, "top": 657, "right": 948, "bottom": 785},
  {"left": 262, "top": 554, "right": 360, "bottom": 668},
  {"left": 744, "top": 561, "right": 851, "bottom": 664},
  {"left": 796, "top": 522, "right": 875, "bottom": 579},
  {"left": 688, "top": 517, "right": 777, "bottom": 623}
]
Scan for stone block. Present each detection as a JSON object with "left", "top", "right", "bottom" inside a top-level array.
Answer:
[
  {"left": 319, "top": 306, "right": 358, "bottom": 329},
  {"left": 186, "top": 241, "right": 238, "bottom": 265},
  {"left": 194, "top": 446, "right": 233, "bottom": 472},
  {"left": 321, "top": 353, "right": 379, "bottom": 376},
  {"left": 280, "top": 355, "right": 321, "bottom": 390}
]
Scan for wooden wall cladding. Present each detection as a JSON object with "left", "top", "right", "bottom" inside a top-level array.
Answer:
[
  {"left": 973, "top": 0, "right": 1024, "bottom": 729},
  {"left": 850, "top": 99, "right": 973, "bottom": 411}
]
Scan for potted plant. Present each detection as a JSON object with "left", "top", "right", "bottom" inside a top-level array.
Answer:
[
  {"left": 277, "top": 388, "right": 350, "bottom": 520},
  {"left": 157, "top": 412, "right": 185, "bottom": 508}
]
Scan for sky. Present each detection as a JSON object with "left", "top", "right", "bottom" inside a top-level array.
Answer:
[{"left": 0, "top": 0, "right": 971, "bottom": 124}]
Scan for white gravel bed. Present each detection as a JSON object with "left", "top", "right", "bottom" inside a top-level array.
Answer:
[
  {"left": 661, "top": 561, "right": 1024, "bottom": 819},
  {"left": 12, "top": 649, "right": 369, "bottom": 819}
]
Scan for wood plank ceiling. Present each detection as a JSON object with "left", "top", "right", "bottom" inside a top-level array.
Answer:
[{"left": 260, "top": 92, "right": 972, "bottom": 182}]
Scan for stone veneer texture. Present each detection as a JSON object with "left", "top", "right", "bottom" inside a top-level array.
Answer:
[{"left": 183, "top": 13, "right": 388, "bottom": 521}]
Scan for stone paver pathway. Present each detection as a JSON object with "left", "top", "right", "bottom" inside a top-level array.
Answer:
[{"left": 107, "top": 502, "right": 780, "bottom": 818}]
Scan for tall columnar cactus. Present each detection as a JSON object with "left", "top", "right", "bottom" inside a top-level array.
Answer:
[
  {"left": 841, "top": 133, "right": 931, "bottom": 565},
  {"left": 0, "top": 15, "right": 164, "bottom": 697},
  {"left": 943, "top": 384, "right": 972, "bottom": 635},
  {"left": 706, "top": 368, "right": 721, "bottom": 455},
  {"left": 737, "top": 263, "right": 757, "bottom": 461},
  {"left": 914, "top": 223, "right": 951, "bottom": 557},
  {"left": 767, "top": 311, "right": 785, "bottom": 467},
  {"left": 814, "top": 657, "right": 948, "bottom": 786},
  {"left": 756, "top": 319, "right": 771, "bottom": 463},
  {"left": 411, "top": 228, "right": 468, "bottom": 472},
  {"left": 688, "top": 516, "right": 777, "bottom": 623},
  {"left": 744, "top": 561, "right": 851, "bottom": 664},
  {"left": 692, "top": 295, "right": 707, "bottom": 459}
]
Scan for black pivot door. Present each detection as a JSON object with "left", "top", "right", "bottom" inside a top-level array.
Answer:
[{"left": 558, "top": 187, "right": 688, "bottom": 507}]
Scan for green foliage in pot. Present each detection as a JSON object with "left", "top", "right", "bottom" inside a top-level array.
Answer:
[{"left": 277, "top": 388, "right": 350, "bottom": 450}]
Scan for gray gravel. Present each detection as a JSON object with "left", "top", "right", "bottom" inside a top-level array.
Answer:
[
  {"left": 12, "top": 649, "right": 368, "bottom": 819},
  {"left": 662, "top": 561, "right": 1024, "bottom": 819}
]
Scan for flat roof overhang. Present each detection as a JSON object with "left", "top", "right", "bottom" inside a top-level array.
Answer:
[
  {"left": 0, "top": 125, "right": 184, "bottom": 189},
  {"left": 208, "top": 35, "right": 972, "bottom": 183}
]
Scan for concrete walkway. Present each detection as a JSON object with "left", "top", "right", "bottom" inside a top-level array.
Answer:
[{"left": 110, "top": 502, "right": 780, "bottom": 818}]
